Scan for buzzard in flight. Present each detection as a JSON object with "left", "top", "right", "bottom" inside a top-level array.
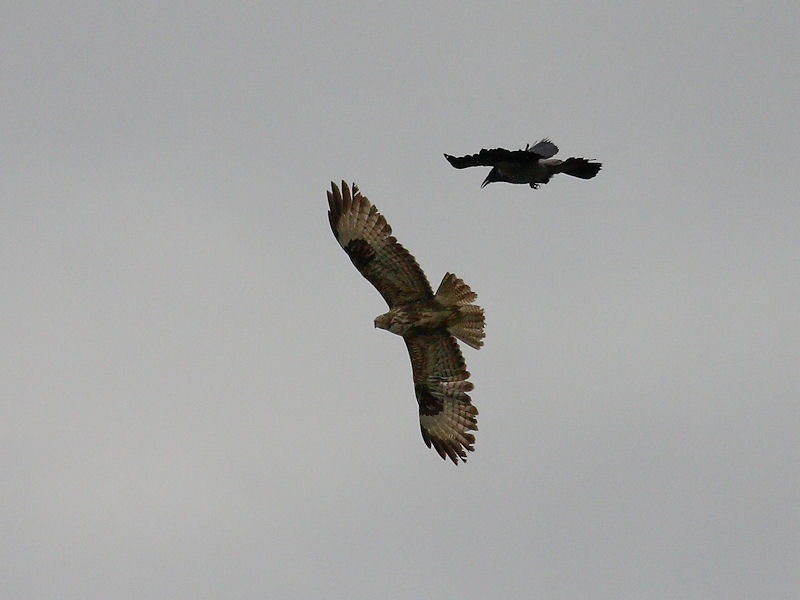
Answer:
[
  {"left": 328, "top": 181, "right": 485, "bottom": 463},
  {"left": 445, "top": 139, "right": 601, "bottom": 189}
]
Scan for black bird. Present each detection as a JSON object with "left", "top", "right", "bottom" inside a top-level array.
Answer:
[{"left": 445, "top": 139, "right": 601, "bottom": 189}]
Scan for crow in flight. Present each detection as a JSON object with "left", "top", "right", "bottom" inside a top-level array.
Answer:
[{"left": 445, "top": 139, "right": 601, "bottom": 189}]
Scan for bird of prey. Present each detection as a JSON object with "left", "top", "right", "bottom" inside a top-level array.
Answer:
[
  {"left": 327, "top": 181, "right": 485, "bottom": 463},
  {"left": 445, "top": 139, "right": 601, "bottom": 189}
]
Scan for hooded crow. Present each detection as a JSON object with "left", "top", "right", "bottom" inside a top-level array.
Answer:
[{"left": 445, "top": 139, "right": 601, "bottom": 189}]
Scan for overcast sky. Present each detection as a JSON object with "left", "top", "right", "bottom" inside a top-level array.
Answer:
[{"left": 3, "top": 3, "right": 799, "bottom": 599}]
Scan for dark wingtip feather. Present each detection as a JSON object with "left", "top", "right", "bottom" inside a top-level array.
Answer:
[
  {"left": 444, "top": 153, "right": 475, "bottom": 169},
  {"left": 327, "top": 182, "right": 340, "bottom": 235},
  {"left": 328, "top": 180, "right": 363, "bottom": 236}
]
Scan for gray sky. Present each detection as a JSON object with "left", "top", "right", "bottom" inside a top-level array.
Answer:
[{"left": 3, "top": 3, "right": 799, "bottom": 599}]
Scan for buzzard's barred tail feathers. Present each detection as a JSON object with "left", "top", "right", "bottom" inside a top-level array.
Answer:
[
  {"left": 450, "top": 305, "right": 485, "bottom": 350},
  {"left": 434, "top": 272, "right": 477, "bottom": 305},
  {"left": 434, "top": 273, "right": 485, "bottom": 350}
]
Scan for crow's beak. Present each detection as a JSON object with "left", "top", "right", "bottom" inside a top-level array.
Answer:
[{"left": 480, "top": 176, "right": 491, "bottom": 188}]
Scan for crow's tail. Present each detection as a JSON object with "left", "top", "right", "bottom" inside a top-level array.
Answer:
[{"left": 561, "top": 157, "right": 602, "bottom": 179}]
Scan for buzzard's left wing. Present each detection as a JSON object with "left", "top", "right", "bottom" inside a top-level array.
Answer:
[
  {"left": 405, "top": 332, "right": 478, "bottom": 464},
  {"left": 328, "top": 181, "right": 433, "bottom": 307}
]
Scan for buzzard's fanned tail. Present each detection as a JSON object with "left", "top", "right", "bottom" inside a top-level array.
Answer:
[
  {"left": 434, "top": 272, "right": 476, "bottom": 305},
  {"left": 434, "top": 273, "right": 485, "bottom": 350},
  {"left": 449, "top": 305, "right": 485, "bottom": 350}
]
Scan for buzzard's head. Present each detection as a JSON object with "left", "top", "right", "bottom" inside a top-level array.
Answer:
[{"left": 374, "top": 309, "right": 410, "bottom": 336}]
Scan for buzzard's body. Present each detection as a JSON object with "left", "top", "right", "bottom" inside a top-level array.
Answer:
[
  {"left": 445, "top": 139, "right": 601, "bottom": 189},
  {"left": 327, "top": 181, "right": 484, "bottom": 463}
]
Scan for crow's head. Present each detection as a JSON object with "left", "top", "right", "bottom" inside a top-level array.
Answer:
[{"left": 481, "top": 167, "right": 500, "bottom": 188}]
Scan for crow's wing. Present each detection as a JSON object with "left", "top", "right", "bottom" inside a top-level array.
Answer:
[
  {"left": 527, "top": 138, "right": 559, "bottom": 158},
  {"left": 444, "top": 147, "right": 532, "bottom": 169}
]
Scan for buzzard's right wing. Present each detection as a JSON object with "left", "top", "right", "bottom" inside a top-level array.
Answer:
[
  {"left": 405, "top": 332, "right": 478, "bottom": 464},
  {"left": 328, "top": 181, "right": 433, "bottom": 307}
]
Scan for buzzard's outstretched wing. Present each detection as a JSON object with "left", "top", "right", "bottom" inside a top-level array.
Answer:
[
  {"left": 406, "top": 332, "right": 478, "bottom": 464},
  {"left": 328, "top": 181, "right": 433, "bottom": 307}
]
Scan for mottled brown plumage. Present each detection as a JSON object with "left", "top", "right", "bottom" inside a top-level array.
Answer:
[{"left": 327, "top": 181, "right": 484, "bottom": 463}]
